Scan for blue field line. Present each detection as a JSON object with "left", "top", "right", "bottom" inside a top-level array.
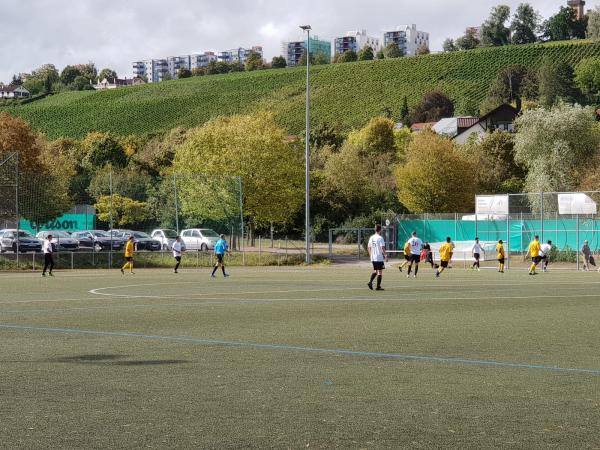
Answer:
[{"left": 1, "top": 323, "right": 599, "bottom": 376}]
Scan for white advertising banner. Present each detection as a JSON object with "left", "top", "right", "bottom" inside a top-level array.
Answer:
[
  {"left": 475, "top": 195, "right": 509, "bottom": 215},
  {"left": 558, "top": 193, "right": 597, "bottom": 215}
]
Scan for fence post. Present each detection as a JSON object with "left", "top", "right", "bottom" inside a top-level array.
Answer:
[
  {"left": 328, "top": 229, "right": 333, "bottom": 259},
  {"left": 71, "top": 252, "right": 74, "bottom": 271},
  {"left": 259, "top": 236, "right": 262, "bottom": 264},
  {"left": 540, "top": 191, "right": 544, "bottom": 242},
  {"left": 506, "top": 214, "right": 510, "bottom": 270},
  {"left": 32, "top": 252, "right": 35, "bottom": 272},
  {"left": 357, "top": 229, "right": 361, "bottom": 261},
  {"left": 576, "top": 214, "right": 580, "bottom": 271}
]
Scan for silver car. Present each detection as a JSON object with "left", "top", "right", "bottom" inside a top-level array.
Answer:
[
  {"left": 36, "top": 230, "right": 79, "bottom": 251},
  {"left": 180, "top": 228, "right": 220, "bottom": 251},
  {"left": 151, "top": 229, "right": 179, "bottom": 250}
]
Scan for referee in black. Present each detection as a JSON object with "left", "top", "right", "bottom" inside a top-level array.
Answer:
[{"left": 42, "top": 234, "right": 55, "bottom": 277}]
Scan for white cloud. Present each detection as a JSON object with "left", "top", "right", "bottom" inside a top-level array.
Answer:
[{"left": 0, "top": 0, "right": 562, "bottom": 82}]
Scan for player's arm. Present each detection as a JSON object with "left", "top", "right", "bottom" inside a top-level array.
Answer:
[{"left": 381, "top": 242, "right": 387, "bottom": 261}]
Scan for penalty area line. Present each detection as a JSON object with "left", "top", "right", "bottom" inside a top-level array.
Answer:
[{"left": 0, "top": 323, "right": 599, "bottom": 376}]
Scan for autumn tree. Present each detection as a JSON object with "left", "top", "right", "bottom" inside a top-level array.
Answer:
[{"left": 408, "top": 91, "right": 454, "bottom": 124}]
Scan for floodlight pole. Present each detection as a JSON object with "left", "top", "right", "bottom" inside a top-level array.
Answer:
[
  {"left": 173, "top": 173, "right": 180, "bottom": 234},
  {"left": 15, "top": 152, "right": 19, "bottom": 267},
  {"left": 301, "top": 24, "right": 312, "bottom": 264}
]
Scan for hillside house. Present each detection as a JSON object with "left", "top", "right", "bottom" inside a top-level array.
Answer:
[
  {"left": 94, "top": 77, "right": 145, "bottom": 90},
  {"left": 0, "top": 85, "right": 31, "bottom": 99}
]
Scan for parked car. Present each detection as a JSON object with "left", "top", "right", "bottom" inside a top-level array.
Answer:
[
  {"left": 71, "top": 230, "right": 124, "bottom": 252},
  {"left": 113, "top": 230, "right": 161, "bottom": 251},
  {"left": 0, "top": 229, "right": 42, "bottom": 253},
  {"left": 181, "top": 228, "right": 220, "bottom": 251},
  {"left": 36, "top": 230, "right": 79, "bottom": 251},
  {"left": 150, "top": 229, "right": 179, "bottom": 250}
]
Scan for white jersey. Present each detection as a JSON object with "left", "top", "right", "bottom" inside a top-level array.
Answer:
[
  {"left": 368, "top": 234, "right": 385, "bottom": 262},
  {"left": 408, "top": 237, "right": 423, "bottom": 255},
  {"left": 172, "top": 241, "right": 184, "bottom": 257},
  {"left": 540, "top": 243, "right": 551, "bottom": 257},
  {"left": 472, "top": 243, "right": 484, "bottom": 255},
  {"left": 42, "top": 240, "right": 53, "bottom": 254}
]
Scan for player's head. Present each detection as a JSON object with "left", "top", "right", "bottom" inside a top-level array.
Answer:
[
  {"left": 499, "top": 240, "right": 503, "bottom": 244},
  {"left": 547, "top": 240, "right": 552, "bottom": 245},
  {"left": 47, "top": 234, "right": 53, "bottom": 241},
  {"left": 128, "top": 236, "right": 134, "bottom": 241},
  {"left": 175, "top": 236, "right": 181, "bottom": 241},
  {"left": 219, "top": 234, "right": 225, "bottom": 239},
  {"left": 446, "top": 236, "right": 451, "bottom": 243},
  {"left": 475, "top": 237, "right": 479, "bottom": 242},
  {"left": 534, "top": 235, "right": 539, "bottom": 241},
  {"left": 585, "top": 239, "right": 589, "bottom": 245},
  {"left": 375, "top": 224, "right": 382, "bottom": 234},
  {"left": 412, "top": 231, "right": 417, "bottom": 237}
]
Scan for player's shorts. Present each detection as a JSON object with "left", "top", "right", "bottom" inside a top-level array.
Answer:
[
  {"left": 216, "top": 254, "right": 224, "bottom": 264},
  {"left": 498, "top": 258, "right": 505, "bottom": 264},
  {"left": 125, "top": 256, "right": 133, "bottom": 262},
  {"left": 174, "top": 256, "right": 181, "bottom": 262},
  {"left": 440, "top": 260, "right": 449, "bottom": 268},
  {"left": 404, "top": 254, "right": 410, "bottom": 261},
  {"left": 540, "top": 255, "right": 547, "bottom": 261},
  {"left": 473, "top": 253, "right": 480, "bottom": 260},
  {"left": 532, "top": 256, "right": 542, "bottom": 264},
  {"left": 372, "top": 261, "right": 385, "bottom": 270},
  {"left": 409, "top": 254, "right": 420, "bottom": 263}
]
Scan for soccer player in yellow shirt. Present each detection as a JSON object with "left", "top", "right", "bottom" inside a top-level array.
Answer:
[
  {"left": 436, "top": 237, "right": 453, "bottom": 278},
  {"left": 526, "top": 235, "right": 541, "bottom": 276},
  {"left": 496, "top": 240, "right": 505, "bottom": 273},
  {"left": 398, "top": 239, "right": 411, "bottom": 272},
  {"left": 121, "top": 236, "right": 135, "bottom": 275}
]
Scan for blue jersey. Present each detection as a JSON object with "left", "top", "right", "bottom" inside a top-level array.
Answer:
[{"left": 214, "top": 239, "right": 228, "bottom": 255}]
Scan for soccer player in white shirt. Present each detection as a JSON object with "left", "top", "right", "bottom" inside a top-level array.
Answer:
[
  {"left": 471, "top": 237, "right": 484, "bottom": 271},
  {"left": 172, "top": 236, "right": 185, "bottom": 274},
  {"left": 406, "top": 231, "right": 423, "bottom": 278},
  {"left": 540, "top": 240, "right": 552, "bottom": 272},
  {"left": 367, "top": 224, "right": 387, "bottom": 291},
  {"left": 42, "top": 235, "right": 55, "bottom": 277}
]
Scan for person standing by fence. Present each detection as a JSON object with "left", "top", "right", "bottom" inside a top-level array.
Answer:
[
  {"left": 367, "top": 224, "right": 387, "bottom": 291},
  {"left": 398, "top": 239, "right": 411, "bottom": 273},
  {"left": 121, "top": 236, "right": 135, "bottom": 275},
  {"left": 496, "top": 240, "right": 505, "bottom": 273},
  {"left": 540, "top": 240, "right": 552, "bottom": 272},
  {"left": 172, "top": 236, "right": 185, "bottom": 274},
  {"left": 582, "top": 240, "right": 592, "bottom": 271},
  {"left": 42, "top": 235, "right": 55, "bottom": 277},
  {"left": 471, "top": 237, "right": 484, "bottom": 271}
]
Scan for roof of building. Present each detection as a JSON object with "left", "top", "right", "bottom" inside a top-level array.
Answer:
[
  {"left": 410, "top": 122, "right": 435, "bottom": 132},
  {"left": 454, "top": 104, "right": 519, "bottom": 139},
  {"left": 0, "top": 85, "right": 29, "bottom": 93}
]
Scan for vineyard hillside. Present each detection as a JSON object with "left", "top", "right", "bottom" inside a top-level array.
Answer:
[{"left": 5, "top": 40, "right": 600, "bottom": 139}]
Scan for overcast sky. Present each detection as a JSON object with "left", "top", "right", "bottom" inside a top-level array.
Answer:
[{"left": 0, "top": 0, "right": 577, "bottom": 82}]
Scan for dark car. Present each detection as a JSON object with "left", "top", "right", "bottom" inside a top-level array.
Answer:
[
  {"left": 0, "top": 229, "right": 43, "bottom": 253},
  {"left": 36, "top": 230, "right": 79, "bottom": 251},
  {"left": 71, "top": 230, "right": 124, "bottom": 252},
  {"left": 114, "top": 230, "right": 161, "bottom": 251}
]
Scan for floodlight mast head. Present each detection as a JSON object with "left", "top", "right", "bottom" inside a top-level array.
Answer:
[{"left": 300, "top": 25, "right": 312, "bottom": 31}]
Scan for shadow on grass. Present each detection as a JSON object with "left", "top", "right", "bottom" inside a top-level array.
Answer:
[{"left": 48, "top": 354, "right": 188, "bottom": 365}]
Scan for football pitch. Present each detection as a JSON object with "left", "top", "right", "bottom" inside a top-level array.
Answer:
[{"left": 1, "top": 265, "right": 600, "bottom": 449}]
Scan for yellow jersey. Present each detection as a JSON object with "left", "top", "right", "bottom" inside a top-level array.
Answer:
[
  {"left": 403, "top": 241, "right": 411, "bottom": 256},
  {"left": 124, "top": 240, "right": 134, "bottom": 258},
  {"left": 496, "top": 243, "right": 505, "bottom": 259},
  {"left": 439, "top": 243, "right": 453, "bottom": 262},
  {"left": 529, "top": 240, "right": 541, "bottom": 257}
]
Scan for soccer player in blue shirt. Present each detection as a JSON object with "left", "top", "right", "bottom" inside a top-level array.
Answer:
[{"left": 211, "top": 234, "right": 229, "bottom": 278}]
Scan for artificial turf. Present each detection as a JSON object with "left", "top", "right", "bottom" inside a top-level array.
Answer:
[{"left": 1, "top": 265, "right": 599, "bottom": 449}]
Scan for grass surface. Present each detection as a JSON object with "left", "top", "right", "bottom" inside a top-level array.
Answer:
[
  {"left": 4, "top": 40, "right": 600, "bottom": 139},
  {"left": 1, "top": 265, "right": 600, "bottom": 449}
]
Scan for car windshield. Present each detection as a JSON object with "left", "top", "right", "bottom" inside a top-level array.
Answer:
[
  {"left": 163, "top": 230, "right": 178, "bottom": 238},
  {"left": 133, "top": 232, "right": 150, "bottom": 239},
  {"left": 201, "top": 230, "right": 220, "bottom": 237},
  {"left": 17, "top": 231, "right": 34, "bottom": 238},
  {"left": 92, "top": 231, "right": 110, "bottom": 237},
  {"left": 51, "top": 231, "right": 71, "bottom": 238}
]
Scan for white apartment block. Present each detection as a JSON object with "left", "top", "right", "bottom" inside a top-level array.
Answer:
[
  {"left": 218, "top": 46, "right": 264, "bottom": 64},
  {"left": 334, "top": 30, "right": 380, "bottom": 55},
  {"left": 383, "top": 24, "right": 429, "bottom": 56}
]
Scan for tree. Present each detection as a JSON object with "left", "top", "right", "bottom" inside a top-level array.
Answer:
[
  {"left": 177, "top": 67, "right": 192, "bottom": 78},
  {"left": 461, "top": 130, "right": 525, "bottom": 193},
  {"left": 81, "top": 132, "right": 128, "bottom": 170},
  {"left": 511, "top": 3, "right": 540, "bottom": 44},
  {"left": 134, "top": 127, "right": 187, "bottom": 176},
  {"left": 456, "top": 29, "right": 480, "bottom": 50},
  {"left": 191, "top": 67, "right": 206, "bottom": 76},
  {"left": 443, "top": 38, "right": 457, "bottom": 52},
  {"left": 229, "top": 62, "right": 244, "bottom": 72},
  {"left": 98, "top": 68, "right": 117, "bottom": 81},
  {"left": 340, "top": 50, "right": 358, "bottom": 63},
  {"left": 60, "top": 65, "right": 82, "bottom": 85},
  {"left": 95, "top": 194, "right": 151, "bottom": 227},
  {"left": 245, "top": 51, "right": 264, "bottom": 71},
  {"left": 575, "top": 58, "right": 600, "bottom": 103},
  {"left": 75, "top": 63, "right": 98, "bottom": 83},
  {"left": 400, "top": 96, "right": 410, "bottom": 125},
  {"left": 71, "top": 75, "right": 93, "bottom": 91},
  {"left": 384, "top": 42, "right": 404, "bottom": 58},
  {"left": 416, "top": 44, "right": 430, "bottom": 55},
  {"left": 481, "top": 5, "right": 511, "bottom": 46},
  {"left": 347, "top": 117, "right": 397, "bottom": 157},
  {"left": 313, "top": 52, "right": 330, "bottom": 65},
  {"left": 408, "top": 91, "right": 455, "bottom": 124},
  {"left": 538, "top": 59, "right": 579, "bottom": 107},
  {"left": 376, "top": 48, "right": 385, "bottom": 59},
  {"left": 9, "top": 74, "right": 22, "bottom": 86},
  {"left": 298, "top": 49, "right": 315, "bottom": 67},
  {"left": 587, "top": 6, "right": 600, "bottom": 40},
  {"left": 395, "top": 131, "right": 477, "bottom": 213},
  {"left": 271, "top": 56, "right": 287, "bottom": 69},
  {"left": 23, "top": 64, "right": 60, "bottom": 94},
  {"left": 173, "top": 112, "right": 304, "bottom": 235},
  {"left": 357, "top": 46, "right": 374, "bottom": 61},
  {"left": 514, "top": 104, "right": 600, "bottom": 195},
  {"left": 486, "top": 64, "right": 534, "bottom": 112},
  {"left": 87, "top": 166, "right": 153, "bottom": 202},
  {"left": 309, "top": 122, "right": 345, "bottom": 150},
  {"left": 544, "top": 6, "right": 587, "bottom": 41}
]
